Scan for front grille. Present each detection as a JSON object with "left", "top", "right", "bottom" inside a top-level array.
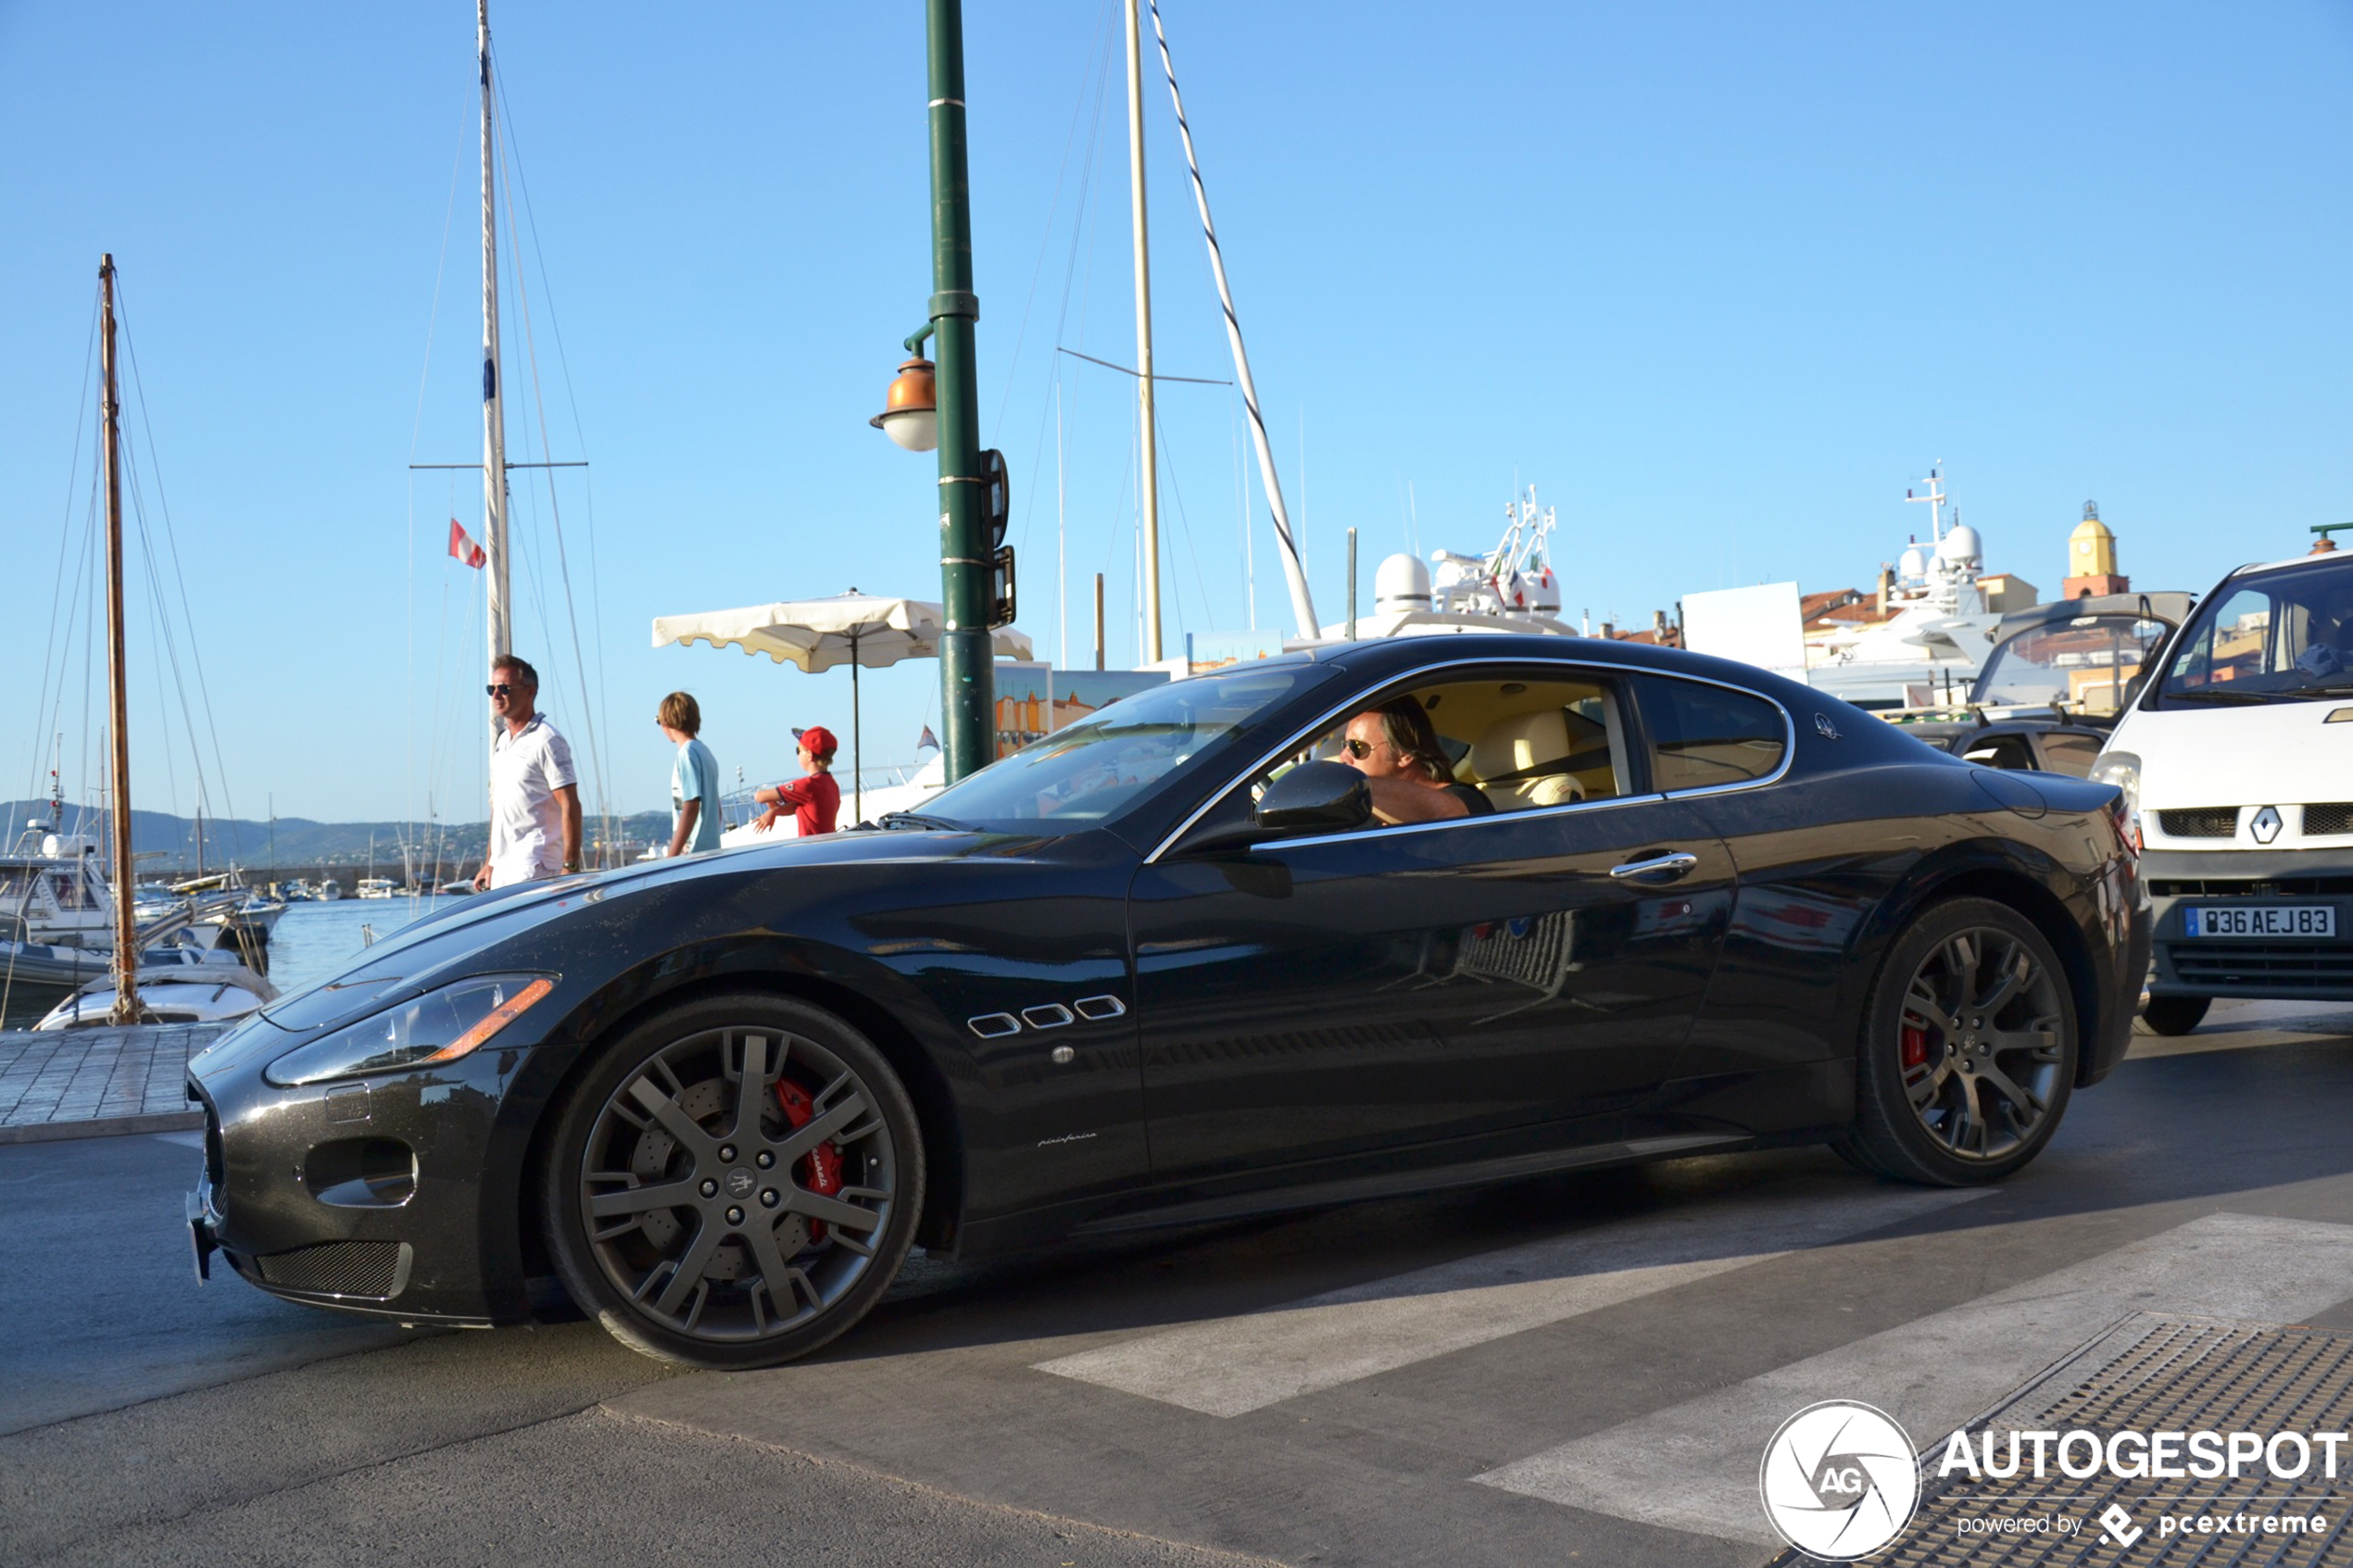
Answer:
[
  {"left": 2171, "top": 943, "right": 2353, "bottom": 987},
  {"left": 2158, "top": 807, "right": 2240, "bottom": 838},
  {"left": 2306, "top": 802, "right": 2353, "bottom": 836},
  {"left": 253, "top": 1240, "right": 407, "bottom": 1298}
]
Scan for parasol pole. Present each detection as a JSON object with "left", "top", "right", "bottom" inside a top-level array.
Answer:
[{"left": 850, "top": 628, "right": 862, "bottom": 825}]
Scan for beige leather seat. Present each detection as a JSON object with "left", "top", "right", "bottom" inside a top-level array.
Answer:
[{"left": 1471, "top": 709, "right": 1586, "bottom": 810}]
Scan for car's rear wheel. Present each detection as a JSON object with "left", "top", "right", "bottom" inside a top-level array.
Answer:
[
  {"left": 1839, "top": 897, "right": 2077, "bottom": 1185},
  {"left": 2139, "top": 994, "right": 2210, "bottom": 1036},
  {"left": 542, "top": 992, "right": 923, "bottom": 1369}
]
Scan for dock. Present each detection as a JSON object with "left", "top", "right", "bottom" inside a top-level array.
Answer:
[{"left": 0, "top": 1022, "right": 230, "bottom": 1144}]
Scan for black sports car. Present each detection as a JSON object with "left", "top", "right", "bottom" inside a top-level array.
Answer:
[{"left": 185, "top": 635, "right": 2147, "bottom": 1368}]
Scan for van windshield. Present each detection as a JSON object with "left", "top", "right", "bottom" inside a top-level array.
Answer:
[
  {"left": 2158, "top": 557, "right": 2353, "bottom": 706},
  {"left": 1973, "top": 613, "right": 2172, "bottom": 715}
]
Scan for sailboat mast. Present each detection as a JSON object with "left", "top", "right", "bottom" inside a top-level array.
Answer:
[
  {"left": 479, "top": 0, "right": 511, "bottom": 665},
  {"left": 98, "top": 255, "right": 139, "bottom": 1025},
  {"left": 1125, "top": 0, "right": 1161, "bottom": 664}
]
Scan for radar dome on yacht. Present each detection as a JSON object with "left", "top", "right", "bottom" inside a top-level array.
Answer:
[
  {"left": 1936, "top": 523, "right": 1983, "bottom": 567},
  {"left": 1375, "top": 552, "right": 1432, "bottom": 612},
  {"left": 1898, "top": 545, "right": 1931, "bottom": 581}
]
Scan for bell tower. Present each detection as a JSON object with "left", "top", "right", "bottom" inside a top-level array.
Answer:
[{"left": 2062, "top": 501, "right": 2128, "bottom": 598}]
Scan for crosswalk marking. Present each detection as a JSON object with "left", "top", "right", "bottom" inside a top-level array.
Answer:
[
  {"left": 1474, "top": 1211, "right": 2353, "bottom": 1546},
  {"left": 1034, "top": 1178, "right": 1989, "bottom": 1417}
]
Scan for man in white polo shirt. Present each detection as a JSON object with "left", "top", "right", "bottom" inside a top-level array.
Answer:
[{"left": 473, "top": 654, "right": 583, "bottom": 890}]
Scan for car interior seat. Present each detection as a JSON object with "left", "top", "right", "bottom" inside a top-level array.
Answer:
[{"left": 1471, "top": 709, "right": 1587, "bottom": 810}]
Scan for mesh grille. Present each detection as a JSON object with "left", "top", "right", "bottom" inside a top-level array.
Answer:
[
  {"left": 2159, "top": 808, "right": 2241, "bottom": 838},
  {"left": 2172, "top": 945, "right": 2353, "bottom": 986},
  {"left": 2307, "top": 804, "right": 2353, "bottom": 836},
  {"left": 1768, "top": 1317, "right": 2353, "bottom": 1566},
  {"left": 254, "top": 1240, "right": 406, "bottom": 1298}
]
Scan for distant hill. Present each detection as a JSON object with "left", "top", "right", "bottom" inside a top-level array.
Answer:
[{"left": 3, "top": 799, "right": 676, "bottom": 871}]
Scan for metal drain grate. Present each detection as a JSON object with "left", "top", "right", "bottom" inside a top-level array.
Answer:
[{"left": 1768, "top": 1315, "right": 2353, "bottom": 1566}]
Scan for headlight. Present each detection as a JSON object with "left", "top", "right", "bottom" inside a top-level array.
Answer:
[
  {"left": 2088, "top": 750, "right": 2141, "bottom": 853},
  {"left": 265, "top": 974, "right": 556, "bottom": 1087}
]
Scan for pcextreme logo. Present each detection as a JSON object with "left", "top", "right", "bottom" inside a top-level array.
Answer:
[{"left": 1759, "top": 1400, "right": 1922, "bottom": 1560}]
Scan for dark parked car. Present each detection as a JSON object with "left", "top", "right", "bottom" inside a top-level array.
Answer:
[
  {"left": 185, "top": 636, "right": 2147, "bottom": 1368},
  {"left": 1883, "top": 592, "right": 2194, "bottom": 776}
]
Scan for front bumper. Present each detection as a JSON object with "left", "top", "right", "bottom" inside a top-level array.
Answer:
[
  {"left": 182, "top": 1012, "right": 551, "bottom": 1325},
  {"left": 2142, "top": 848, "right": 2353, "bottom": 1000}
]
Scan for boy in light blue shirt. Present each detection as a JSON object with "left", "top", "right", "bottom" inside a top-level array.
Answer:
[{"left": 658, "top": 691, "right": 724, "bottom": 857}]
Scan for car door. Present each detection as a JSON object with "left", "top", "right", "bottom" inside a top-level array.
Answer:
[{"left": 1126, "top": 662, "right": 1737, "bottom": 1186}]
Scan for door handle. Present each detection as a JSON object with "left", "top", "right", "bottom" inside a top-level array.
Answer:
[{"left": 1609, "top": 850, "right": 1698, "bottom": 884}]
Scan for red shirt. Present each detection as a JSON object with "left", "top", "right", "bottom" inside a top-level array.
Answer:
[{"left": 773, "top": 770, "right": 841, "bottom": 835}]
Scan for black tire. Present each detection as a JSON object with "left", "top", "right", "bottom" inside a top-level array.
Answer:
[
  {"left": 542, "top": 992, "right": 924, "bottom": 1369},
  {"left": 2139, "top": 994, "right": 2210, "bottom": 1036},
  {"left": 1838, "top": 897, "right": 2078, "bottom": 1186}
]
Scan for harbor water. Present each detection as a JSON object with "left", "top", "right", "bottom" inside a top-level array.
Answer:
[{"left": 1, "top": 895, "right": 459, "bottom": 1030}]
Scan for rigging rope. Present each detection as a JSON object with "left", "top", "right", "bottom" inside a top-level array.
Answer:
[
  {"left": 1146, "top": 0, "right": 1319, "bottom": 636},
  {"left": 118, "top": 299, "right": 245, "bottom": 853},
  {"left": 495, "top": 67, "right": 612, "bottom": 860}
]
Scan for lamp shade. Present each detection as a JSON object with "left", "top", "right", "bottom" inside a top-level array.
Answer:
[{"left": 870, "top": 356, "right": 938, "bottom": 453}]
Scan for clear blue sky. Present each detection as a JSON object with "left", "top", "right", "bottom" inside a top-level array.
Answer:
[{"left": 6, "top": 1, "right": 2348, "bottom": 825}]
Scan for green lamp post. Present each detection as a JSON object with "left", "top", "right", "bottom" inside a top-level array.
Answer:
[{"left": 869, "top": 0, "right": 996, "bottom": 784}]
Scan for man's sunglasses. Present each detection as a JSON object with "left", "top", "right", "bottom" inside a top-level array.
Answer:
[
  {"left": 1342, "top": 737, "right": 1378, "bottom": 759},
  {"left": 486, "top": 683, "right": 515, "bottom": 697}
]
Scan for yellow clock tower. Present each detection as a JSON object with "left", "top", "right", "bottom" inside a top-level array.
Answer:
[{"left": 2062, "top": 501, "right": 2128, "bottom": 598}]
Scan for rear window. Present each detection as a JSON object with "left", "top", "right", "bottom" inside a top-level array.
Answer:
[{"left": 1634, "top": 677, "right": 1788, "bottom": 792}]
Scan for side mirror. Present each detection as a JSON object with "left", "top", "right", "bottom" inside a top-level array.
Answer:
[{"left": 1254, "top": 759, "right": 1372, "bottom": 834}]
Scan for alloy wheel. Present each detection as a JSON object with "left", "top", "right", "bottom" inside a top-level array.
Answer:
[
  {"left": 577, "top": 1025, "right": 899, "bottom": 1344},
  {"left": 1894, "top": 928, "right": 2066, "bottom": 1162}
]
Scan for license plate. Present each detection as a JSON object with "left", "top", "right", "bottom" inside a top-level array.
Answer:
[{"left": 2183, "top": 905, "right": 2336, "bottom": 938}]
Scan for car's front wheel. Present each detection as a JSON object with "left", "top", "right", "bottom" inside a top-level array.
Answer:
[
  {"left": 1839, "top": 897, "right": 2078, "bottom": 1185},
  {"left": 543, "top": 992, "right": 923, "bottom": 1368}
]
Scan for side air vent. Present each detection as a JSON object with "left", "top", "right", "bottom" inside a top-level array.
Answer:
[
  {"left": 254, "top": 1240, "right": 409, "bottom": 1299},
  {"left": 2158, "top": 808, "right": 2239, "bottom": 839},
  {"left": 2304, "top": 803, "right": 2353, "bottom": 837}
]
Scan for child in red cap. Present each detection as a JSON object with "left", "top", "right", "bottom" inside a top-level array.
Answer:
[{"left": 751, "top": 725, "right": 842, "bottom": 836}]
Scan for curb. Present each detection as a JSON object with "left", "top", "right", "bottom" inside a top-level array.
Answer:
[{"left": 0, "top": 1110, "right": 207, "bottom": 1147}]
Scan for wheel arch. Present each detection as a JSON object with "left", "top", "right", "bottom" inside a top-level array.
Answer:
[
  {"left": 512, "top": 956, "right": 971, "bottom": 1300},
  {"left": 1877, "top": 859, "right": 2104, "bottom": 1087}
]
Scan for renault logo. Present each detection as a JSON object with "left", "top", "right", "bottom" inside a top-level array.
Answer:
[{"left": 2252, "top": 806, "right": 2283, "bottom": 845}]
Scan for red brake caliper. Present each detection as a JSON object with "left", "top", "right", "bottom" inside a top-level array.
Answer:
[
  {"left": 774, "top": 1080, "right": 844, "bottom": 1241},
  {"left": 1901, "top": 1024, "right": 1931, "bottom": 1071}
]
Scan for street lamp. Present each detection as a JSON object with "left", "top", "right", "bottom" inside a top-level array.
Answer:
[{"left": 869, "top": 339, "right": 937, "bottom": 453}]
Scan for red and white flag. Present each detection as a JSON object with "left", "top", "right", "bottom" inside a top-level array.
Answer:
[{"left": 447, "top": 519, "right": 486, "bottom": 569}]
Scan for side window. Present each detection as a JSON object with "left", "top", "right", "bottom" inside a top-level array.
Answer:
[
  {"left": 1244, "top": 671, "right": 1637, "bottom": 830},
  {"left": 1960, "top": 734, "right": 2036, "bottom": 771},
  {"left": 1634, "top": 677, "right": 1787, "bottom": 793},
  {"left": 2035, "top": 732, "right": 2103, "bottom": 776}
]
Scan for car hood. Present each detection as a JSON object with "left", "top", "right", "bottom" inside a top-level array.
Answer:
[
  {"left": 2112, "top": 701, "right": 2353, "bottom": 809},
  {"left": 259, "top": 825, "right": 1033, "bottom": 1036}
]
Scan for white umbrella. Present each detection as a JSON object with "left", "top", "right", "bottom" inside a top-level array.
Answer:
[{"left": 651, "top": 591, "right": 1032, "bottom": 823}]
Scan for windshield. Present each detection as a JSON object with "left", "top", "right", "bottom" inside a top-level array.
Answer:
[
  {"left": 916, "top": 661, "right": 1337, "bottom": 830},
  {"left": 2158, "top": 557, "right": 2353, "bottom": 706},
  {"left": 1971, "top": 613, "right": 2172, "bottom": 714}
]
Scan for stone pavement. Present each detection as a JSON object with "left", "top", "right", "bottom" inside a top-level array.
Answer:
[{"left": 0, "top": 1023, "right": 230, "bottom": 1144}]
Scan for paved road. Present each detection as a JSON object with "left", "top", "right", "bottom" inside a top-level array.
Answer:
[{"left": 5, "top": 1000, "right": 2351, "bottom": 1567}]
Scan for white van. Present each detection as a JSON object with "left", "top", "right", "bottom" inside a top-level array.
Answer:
[{"left": 2094, "top": 548, "right": 2353, "bottom": 1034}]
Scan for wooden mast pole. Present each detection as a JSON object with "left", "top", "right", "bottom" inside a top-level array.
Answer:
[{"left": 99, "top": 255, "right": 140, "bottom": 1025}]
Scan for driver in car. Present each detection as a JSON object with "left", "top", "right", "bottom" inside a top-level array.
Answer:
[{"left": 1339, "top": 697, "right": 1497, "bottom": 824}]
